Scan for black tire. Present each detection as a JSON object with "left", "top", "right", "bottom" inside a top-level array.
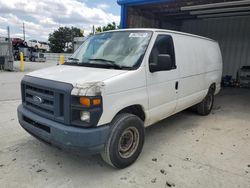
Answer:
[
  {"left": 197, "top": 89, "right": 215, "bottom": 116},
  {"left": 101, "top": 113, "right": 145, "bottom": 169}
]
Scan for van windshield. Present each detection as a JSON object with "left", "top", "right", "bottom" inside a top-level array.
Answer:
[{"left": 65, "top": 31, "right": 152, "bottom": 70}]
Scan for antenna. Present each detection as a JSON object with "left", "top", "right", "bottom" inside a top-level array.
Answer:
[{"left": 7, "top": 26, "right": 13, "bottom": 62}]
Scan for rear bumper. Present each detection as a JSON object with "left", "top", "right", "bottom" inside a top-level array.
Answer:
[
  {"left": 35, "top": 58, "right": 46, "bottom": 62},
  {"left": 17, "top": 105, "right": 110, "bottom": 154}
]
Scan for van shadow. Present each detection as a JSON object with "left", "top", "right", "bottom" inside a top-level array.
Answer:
[{"left": 143, "top": 110, "right": 202, "bottom": 154}]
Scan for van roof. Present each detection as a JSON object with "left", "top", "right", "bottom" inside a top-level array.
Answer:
[{"left": 102, "top": 28, "right": 216, "bottom": 43}]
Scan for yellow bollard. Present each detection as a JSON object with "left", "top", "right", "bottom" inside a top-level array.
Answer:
[
  {"left": 20, "top": 52, "right": 24, "bottom": 72},
  {"left": 59, "top": 55, "right": 65, "bottom": 65}
]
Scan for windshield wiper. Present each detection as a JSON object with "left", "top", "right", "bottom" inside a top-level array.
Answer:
[
  {"left": 89, "top": 58, "right": 124, "bottom": 69},
  {"left": 68, "top": 57, "right": 79, "bottom": 61},
  {"left": 89, "top": 58, "right": 115, "bottom": 63},
  {"left": 65, "top": 57, "right": 81, "bottom": 65}
]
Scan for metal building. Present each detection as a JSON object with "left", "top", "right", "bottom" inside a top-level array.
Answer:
[
  {"left": 73, "top": 37, "right": 86, "bottom": 52},
  {"left": 0, "top": 40, "right": 13, "bottom": 71},
  {"left": 117, "top": 0, "right": 250, "bottom": 79}
]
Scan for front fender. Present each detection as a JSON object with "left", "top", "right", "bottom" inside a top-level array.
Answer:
[{"left": 97, "top": 87, "right": 148, "bottom": 126}]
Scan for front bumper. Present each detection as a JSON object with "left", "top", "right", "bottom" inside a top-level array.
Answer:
[{"left": 17, "top": 105, "right": 110, "bottom": 154}]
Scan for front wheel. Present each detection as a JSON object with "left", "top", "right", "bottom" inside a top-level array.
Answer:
[
  {"left": 101, "top": 113, "right": 145, "bottom": 169},
  {"left": 197, "top": 89, "right": 214, "bottom": 116}
]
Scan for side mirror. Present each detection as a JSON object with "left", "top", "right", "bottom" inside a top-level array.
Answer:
[{"left": 150, "top": 54, "right": 173, "bottom": 72}]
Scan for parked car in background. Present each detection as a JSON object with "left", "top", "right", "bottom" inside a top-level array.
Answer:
[
  {"left": 26, "top": 40, "right": 49, "bottom": 52},
  {"left": 29, "top": 52, "right": 46, "bottom": 62},
  {"left": 14, "top": 47, "right": 29, "bottom": 61},
  {"left": 12, "top": 38, "right": 26, "bottom": 47},
  {"left": 39, "top": 42, "right": 50, "bottom": 52},
  {"left": 25, "top": 39, "right": 39, "bottom": 49}
]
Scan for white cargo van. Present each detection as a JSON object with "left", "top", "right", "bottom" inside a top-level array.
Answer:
[{"left": 17, "top": 29, "right": 222, "bottom": 168}]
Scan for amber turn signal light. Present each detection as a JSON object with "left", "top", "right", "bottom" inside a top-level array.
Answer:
[
  {"left": 80, "top": 97, "right": 91, "bottom": 107},
  {"left": 93, "top": 98, "right": 101, "bottom": 106}
]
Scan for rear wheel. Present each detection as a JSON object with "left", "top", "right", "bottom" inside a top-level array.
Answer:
[
  {"left": 101, "top": 113, "right": 145, "bottom": 169},
  {"left": 197, "top": 88, "right": 215, "bottom": 116}
]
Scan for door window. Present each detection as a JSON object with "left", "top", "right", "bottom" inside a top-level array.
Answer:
[{"left": 149, "top": 35, "right": 176, "bottom": 70}]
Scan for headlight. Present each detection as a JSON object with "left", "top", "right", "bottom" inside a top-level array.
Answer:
[
  {"left": 80, "top": 111, "right": 90, "bottom": 122},
  {"left": 71, "top": 96, "right": 103, "bottom": 127}
]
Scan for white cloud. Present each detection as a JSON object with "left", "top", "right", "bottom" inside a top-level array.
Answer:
[
  {"left": 12, "top": 32, "right": 30, "bottom": 38},
  {"left": 97, "top": 3, "right": 110, "bottom": 10},
  {"left": 0, "top": 28, "right": 7, "bottom": 36},
  {"left": 0, "top": 16, "right": 7, "bottom": 23},
  {"left": 0, "top": 14, "right": 52, "bottom": 39},
  {"left": 0, "top": 0, "right": 120, "bottom": 41}
]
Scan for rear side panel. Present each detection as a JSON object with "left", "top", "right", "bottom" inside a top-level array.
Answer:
[{"left": 172, "top": 33, "right": 222, "bottom": 112}]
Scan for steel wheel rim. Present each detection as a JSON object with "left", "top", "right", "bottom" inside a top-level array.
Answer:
[{"left": 118, "top": 127, "right": 140, "bottom": 159}]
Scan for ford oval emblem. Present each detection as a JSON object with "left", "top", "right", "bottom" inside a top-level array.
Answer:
[{"left": 33, "top": 96, "right": 43, "bottom": 104}]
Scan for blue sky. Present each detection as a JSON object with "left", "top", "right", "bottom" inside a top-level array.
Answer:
[{"left": 0, "top": 0, "right": 121, "bottom": 41}]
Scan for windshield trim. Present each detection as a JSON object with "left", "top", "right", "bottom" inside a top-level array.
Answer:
[{"left": 65, "top": 30, "right": 153, "bottom": 71}]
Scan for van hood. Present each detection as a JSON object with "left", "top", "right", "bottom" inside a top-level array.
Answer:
[{"left": 27, "top": 65, "right": 127, "bottom": 86}]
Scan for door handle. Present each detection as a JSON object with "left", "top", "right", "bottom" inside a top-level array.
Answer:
[{"left": 175, "top": 81, "right": 179, "bottom": 90}]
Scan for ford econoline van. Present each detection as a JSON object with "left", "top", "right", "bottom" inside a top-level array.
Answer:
[{"left": 18, "top": 29, "right": 222, "bottom": 169}]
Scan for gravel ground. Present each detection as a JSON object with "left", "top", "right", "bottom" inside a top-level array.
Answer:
[{"left": 0, "top": 62, "right": 250, "bottom": 188}]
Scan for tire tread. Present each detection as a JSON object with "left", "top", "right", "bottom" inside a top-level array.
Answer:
[{"left": 101, "top": 113, "right": 144, "bottom": 169}]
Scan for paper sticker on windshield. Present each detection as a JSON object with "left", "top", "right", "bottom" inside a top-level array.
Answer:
[{"left": 129, "top": 33, "right": 148, "bottom": 38}]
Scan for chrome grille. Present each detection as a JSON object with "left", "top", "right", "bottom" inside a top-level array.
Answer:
[
  {"left": 21, "top": 76, "right": 73, "bottom": 125},
  {"left": 24, "top": 84, "right": 55, "bottom": 118}
]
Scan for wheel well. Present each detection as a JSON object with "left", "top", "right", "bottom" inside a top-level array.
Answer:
[
  {"left": 117, "top": 105, "right": 145, "bottom": 122},
  {"left": 210, "top": 83, "right": 216, "bottom": 93}
]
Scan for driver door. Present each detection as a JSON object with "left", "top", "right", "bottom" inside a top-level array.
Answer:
[{"left": 146, "top": 34, "right": 179, "bottom": 126}]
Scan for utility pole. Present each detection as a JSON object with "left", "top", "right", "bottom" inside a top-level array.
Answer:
[
  {"left": 23, "top": 22, "right": 25, "bottom": 41},
  {"left": 7, "top": 26, "right": 13, "bottom": 60},
  {"left": 92, "top": 25, "right": 95, "bottom": 35},
  {"left": 6, "top": 26, "right": 14, "bottom": 70}
]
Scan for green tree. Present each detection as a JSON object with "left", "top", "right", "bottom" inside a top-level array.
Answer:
[
  {"left": 96, "top": 26, "right": 103, "bottom": 33},
  {"left": 95, "top": 22, "right": 119, "bottom": 33},
  {"left": 48, "top": 27, "right": 83, "bottom": 53}
]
